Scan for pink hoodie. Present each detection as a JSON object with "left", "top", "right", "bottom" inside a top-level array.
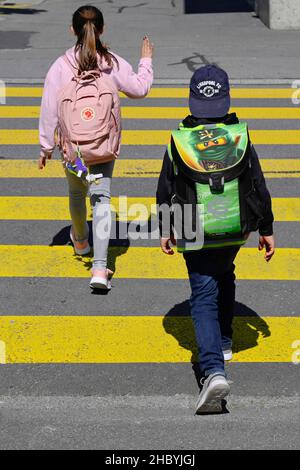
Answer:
[{"left": 39, "top": 46, "right": 153, "bottom": 157}]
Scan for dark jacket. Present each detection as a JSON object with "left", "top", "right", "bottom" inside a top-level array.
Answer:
[{"left": 156, "top": 113, "right": 274, "bottom": 237}]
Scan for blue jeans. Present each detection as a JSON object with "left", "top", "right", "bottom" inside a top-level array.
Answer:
[{"left": 184, "top": 247, "right": 240, "bottom": 377}]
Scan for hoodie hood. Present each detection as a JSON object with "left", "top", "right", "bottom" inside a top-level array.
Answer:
[{"left": 64, "top": 46, "right": 114, "bottom": 72}]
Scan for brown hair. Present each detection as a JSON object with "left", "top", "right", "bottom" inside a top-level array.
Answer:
[{"left": 72, "top": 5, "right": 118, "bottom": 73}]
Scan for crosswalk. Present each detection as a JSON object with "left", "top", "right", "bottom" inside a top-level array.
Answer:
[
  {"left": 0, "top": 197, "right": 298, "bottom": 221},
  {"left": 0, "top": 85, "right": 299, "bottom": 370},
  {"left": 3, "top": 106, "right": 300, "bottom": 119},
  {"left": 0, "top": 87, "right": 297, "bottom": 98},
  {"left": 0, "top": 158, "right": 300, "bottom": 177},
  {"left": 0, "top": 316, "right": 298, "bottom": 363},
  {"left": 3, "top": 129, "right": 300, "bottom": 145},
  {"left": 0, "top": 246, "right": 299, "bottom": 280}
]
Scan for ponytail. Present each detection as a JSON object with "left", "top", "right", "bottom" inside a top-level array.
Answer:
[
  {"left": 78, "top": 21, "right": 98, "bottom": 72},
  {"left": 73, "top": 5, "right": 118, "bottom": 74}
]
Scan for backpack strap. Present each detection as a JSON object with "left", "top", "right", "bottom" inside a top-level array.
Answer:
[{"left": 167, "top": 142, "right": 178, "bottom": 176}]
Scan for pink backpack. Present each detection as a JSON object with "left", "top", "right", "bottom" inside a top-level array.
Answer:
[{"left": 57, "top": 56, "right": 121, "bottom": 165}]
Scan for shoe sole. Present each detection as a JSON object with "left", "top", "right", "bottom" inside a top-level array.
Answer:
[
  {"left": 196, "top": 382, "right": 230, "bottom": 414},
  {"left": 90, "top": 277, "right": 111, "bottom": 290}
]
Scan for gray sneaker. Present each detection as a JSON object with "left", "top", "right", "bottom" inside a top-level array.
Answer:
[{"left": 196, "top": 373, "right": 230, "bottom": 414}]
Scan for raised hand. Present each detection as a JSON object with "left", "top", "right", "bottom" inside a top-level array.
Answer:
[{"left": 141, "top": 36, "right": 154, "bottom": 59}]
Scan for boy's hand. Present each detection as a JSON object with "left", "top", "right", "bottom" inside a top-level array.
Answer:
[
  {"left": 258, "top": 235, "right": 275, "bottom": 262},
  {"left": 38, "top": 154, "right": 52, "bottom": 169},
  {"left": 160, "top": 236, "right": 176, "bottom": 255},
  {"left": 141, "top": 36, "right": 154, "bottom": 59}
]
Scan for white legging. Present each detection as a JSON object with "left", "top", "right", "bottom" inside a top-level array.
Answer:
[{"left": 65, "top": 160, "right": 115, "bottom": 270}]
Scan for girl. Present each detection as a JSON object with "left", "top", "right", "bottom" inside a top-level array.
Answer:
[{"left": 38, "top": 5, "right": 154, "bottom": 290}]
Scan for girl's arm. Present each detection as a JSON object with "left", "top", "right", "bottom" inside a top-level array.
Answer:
[
  {"left": 39, "top": 58, "right": 64, "bottom": 161},
  {"left": 112, "top": 37, "right": 154, "bottom": 98}
]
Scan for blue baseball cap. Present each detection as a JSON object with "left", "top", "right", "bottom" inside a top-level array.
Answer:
[{"left": 189, "top": 65, "right": 230, "bottom": 118}]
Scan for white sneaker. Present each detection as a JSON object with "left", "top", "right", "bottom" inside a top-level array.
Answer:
[
  {"left": 196, "top": 373, "right": 230, "bottom": 414},
  {"left": 90, "top": 269, "right": 113, "bottom": 290},
  {"left": 223, "top": 349, "right": 233, "bottom": 361}
]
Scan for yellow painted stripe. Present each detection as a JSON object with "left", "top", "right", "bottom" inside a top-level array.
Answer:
[
  {"left": 0, "top": 196, "right": 155, "bottom": 221},
  {"left": 1, "top": 87, "right": 295, "bottom": 99},
  {"left": 2, "top": 130, "right": 300, "bottom": 145},
  {"left": 261, "top": 159, "right": 300, "bottom": 178},
  {"left": 0, "top": 316, "right": 298, "bottom": 363},
  {"left": 0, "top": 88, "right": 44, "bottom": 98},
  {"left": 145, "top": 88, "right": 296, "bottom": 100},
  {"left": 3, "top": 106, "right": 300, "bottom": 120},
  {"left": 0, "top": 159, "right": 162, "bottom": 178},
  {"left": 0, "top": 159, "right": 299, "bottom": 179},
  {"left": 0, "top": 196, "right": 298, "bottom": 222},
  {"left": 272, "top": 198, "right": 300, "bottom": 221},
  {"left": 0, "top": 246, "right": 298, "bottom": 280},
  {"left": 0, "top": 106, "right": 41, "bottom": 119}
]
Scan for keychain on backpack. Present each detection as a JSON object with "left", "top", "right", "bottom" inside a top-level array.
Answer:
[{"left": 66, "top": 144, "right": 103, "bottom": 184}]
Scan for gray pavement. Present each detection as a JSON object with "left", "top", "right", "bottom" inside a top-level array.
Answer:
[
  {"left": 0, "top": 0, "right": 299, "bottom": 81},
  {"left": 0, "top": 392, "right": 299, "bottom": 450},
  {"left": 1, "top": 364, "right": 299, "bottom": 397},
  {"left": 0, "top": 175, "right": 299, "bottom": 196},
  {"left": 0, "top": 220, "right": 299, "bottom": 248}
]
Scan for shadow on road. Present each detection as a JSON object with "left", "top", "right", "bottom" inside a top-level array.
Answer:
[
  {"left": 168, "top": 52, "right": 218, "bottom": 73},
  {"left": 0, "top": 6, "right": 47, "bottom": 15},
  {"left": 0, "top": 31, "right": 36, "bottom": 49},
  {"left": 49, "top": 220, "right": 130, "bottom": 279},
  {"left": 185, "top": 0, "right": 253, "bottom": 14},
  {"left": 163, "top": 300, "right": 270, "bottom": 387}
]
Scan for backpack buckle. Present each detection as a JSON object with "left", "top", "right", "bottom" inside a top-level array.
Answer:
[
  {"left": 209, "top": 173, "right": 225, "bottom": 193},
  {"left": 86, "top": 173, "right": 103, "bottom": 184}
]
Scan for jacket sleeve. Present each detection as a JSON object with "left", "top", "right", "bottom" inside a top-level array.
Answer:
[
  {"left": 112, "top": 55, "right": 153, "bottom": 98},
  {"left": 39, "top": 58, "right": 64, "bottom": 158},
  {"left": 250, "top": 144, "right": 274, "bottom": 236},
  {"left": 156, "top": 149, "right": 175, "bottom": 237}
]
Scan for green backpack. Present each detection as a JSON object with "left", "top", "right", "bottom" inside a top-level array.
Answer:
[{"left": 168, "top": 122, "right": 264, "bottom": 252}]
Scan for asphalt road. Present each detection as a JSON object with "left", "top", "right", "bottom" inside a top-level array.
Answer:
[
  {"left": 0, "top": 83, "right": 299, "bottom": 450},
  {"left": 1, "top": 0, "right": 300, "bottom": 80},
  {"left": 0, "top": 0, "right": 299, "bottom": 453}
]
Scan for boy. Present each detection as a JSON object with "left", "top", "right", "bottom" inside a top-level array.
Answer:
[{"left": 156, "top": 65, "right": 275, "bottom": 414}]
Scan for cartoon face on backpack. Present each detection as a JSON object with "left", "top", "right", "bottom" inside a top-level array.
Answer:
[{"left": 189, "top": 127, "right": 242, "bottom": 171}]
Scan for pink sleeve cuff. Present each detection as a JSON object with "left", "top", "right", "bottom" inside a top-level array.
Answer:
[{"left": 139, "top": 57, "right": 153, "bottom": 67}]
